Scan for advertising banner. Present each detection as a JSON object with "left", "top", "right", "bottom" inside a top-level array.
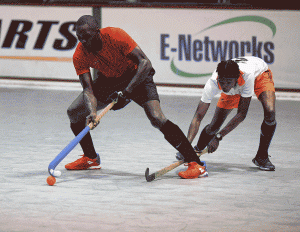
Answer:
[
  {"left": 102, "top": 8, "right": 300, "bottom": 89},
  {"left": 0, "top": 5, "right": 299, "bottom": 89},
  {"left": 0, "top": 5, "right": 91, "bottom": 80}
]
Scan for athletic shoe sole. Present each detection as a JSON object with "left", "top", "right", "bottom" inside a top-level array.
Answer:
[
  {"left": 88, "top": 166, "right": 101, "bottom": 170},
  {"left": 252, "top": 158, "right": 275, "bottom": 171},
  {"left": 199, "top": 171, "right": 208, "bottom": 178}
]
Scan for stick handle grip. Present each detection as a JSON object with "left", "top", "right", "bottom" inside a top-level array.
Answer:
[{"left": 88, "top": 101, "right": 116, "bottom": 130}]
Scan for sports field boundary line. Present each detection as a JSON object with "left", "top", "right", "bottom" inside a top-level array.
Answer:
[{"left": 0, "top": 78, "right": 300, "bottom": 101}]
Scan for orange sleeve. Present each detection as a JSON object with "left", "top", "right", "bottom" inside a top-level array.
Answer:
[{"left": 73, "top": 44, "right": 90, "bottom": 76}]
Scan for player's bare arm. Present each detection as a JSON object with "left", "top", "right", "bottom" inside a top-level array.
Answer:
[
  {"left": 208, "top": 96, "right": 252, "bottom": 152},
  {"left": 124, "top": 46, "right": 153, "bottom": 94},
  {"left": 79, "top": 72, "right": 98, "bottom": 129},
  {"left": 218, "top": 96, "right": 251, "bottom": 137},
  {"left": 187, "top": 100, "right": 210, "bottom": 143}
]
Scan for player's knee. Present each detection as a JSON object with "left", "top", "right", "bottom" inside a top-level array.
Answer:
[
  {"left": 149, "top": 113, "right": 167, "bottom": 129},
  {"left": 67, "top": 106, "right": 78, "bottom": 123},
  {"left": 265, "top": 110, "right": 276, "bottom": 125}
]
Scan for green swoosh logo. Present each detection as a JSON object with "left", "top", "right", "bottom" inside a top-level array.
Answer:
[
  {"left": 171, "top": 58, "right": 212, "bottom": 77},
  {"left": 195, "top": 15, "right": 276, "bottom": 37},
  {"left": 171, "top": 15, "right": 276, "bottom": 78}
]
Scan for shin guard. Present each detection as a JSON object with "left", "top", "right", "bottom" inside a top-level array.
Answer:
[
  {"left": 256, "top": 120, "right": 277, "bottom": 159},
  {"left": 70, "top": 121, "right": 98, "bottom": 159},
  {"left": 160, "top": 120, "right": 201, "bottom": 164}
]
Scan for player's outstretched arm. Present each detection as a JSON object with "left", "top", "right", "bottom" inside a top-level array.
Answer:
[
  {"left": 187, "top": 100, "right": 210, "bottom": 143},
  {"left": 216, "top": 96, "right": 252, "bottom": 138},
  {"left": 207, "top": 96, "right": 251, "bottom": 153}
]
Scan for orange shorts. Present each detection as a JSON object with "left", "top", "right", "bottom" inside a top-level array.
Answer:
[{"left": 217, "top": 69, "right": 275, "bottom": 109}]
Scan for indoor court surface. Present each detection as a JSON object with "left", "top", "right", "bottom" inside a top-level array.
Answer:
[{"left": 0, "top": 86, "right": 299, "bottom": 232}]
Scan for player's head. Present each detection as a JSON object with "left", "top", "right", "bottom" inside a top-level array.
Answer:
[
  {"left": 75, "top": 15, "right": 101, "bottom": 52},
  {"left": 216, "top": 60, "right": 240, "bottom": 93}
]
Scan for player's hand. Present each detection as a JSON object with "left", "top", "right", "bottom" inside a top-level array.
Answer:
[
  {"left": 86, "top": 112, "right": 99, "bottom": 130},
  {"left": 108, "top": 91, "right": 132, "bottom": 111},
  {"left": 207, "top": 136, "right": 219, "bottom": 153}
]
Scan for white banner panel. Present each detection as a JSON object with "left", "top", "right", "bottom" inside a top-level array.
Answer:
[
  {"left": 102, "top": 7, "right": 300, "bottom": 89},
  {"left": 0, "top": 5, "right": 91, "bottom": 80},
  {"left": 0, "top": 6, "right": 299, "bottom": 89}
]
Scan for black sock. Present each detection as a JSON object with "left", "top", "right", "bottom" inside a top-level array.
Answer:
[
  {"left": 256, "top": 120, "right": 277, "bottom": 159},
  {"left": 160, "top": 120, "right": 202, "bottom": 165},
  {"left": 196, "top": 125, "right": 216, "bottom": 151},
  {"left": 70, "top": 121, "right": 98, "bottom": 159}
]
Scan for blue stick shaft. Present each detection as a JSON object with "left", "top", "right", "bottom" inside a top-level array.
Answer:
[
  {"left": 47, "top": 101, "right": 116, "bottom": 175},
  {"left": 48, "top": 126, "right": 90, "bottom": 171}
]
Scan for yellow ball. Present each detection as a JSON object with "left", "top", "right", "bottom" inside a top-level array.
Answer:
[{"left": 47, "top": 176, "right": 56, "bottom": 186}]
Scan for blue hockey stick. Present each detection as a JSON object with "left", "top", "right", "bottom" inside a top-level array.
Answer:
[{"left": 48, "top": 100, "right": 116, "bottom": 177}]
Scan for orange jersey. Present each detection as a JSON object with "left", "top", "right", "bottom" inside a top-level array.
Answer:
[{"left": 73, "top": 27, "right": 138, "bottom": 78}]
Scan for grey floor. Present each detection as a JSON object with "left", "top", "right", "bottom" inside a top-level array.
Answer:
[{"left": 0, "top": 87, "right": 299, "bottom": 232}]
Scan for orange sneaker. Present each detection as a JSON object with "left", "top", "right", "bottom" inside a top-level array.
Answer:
[
  {"left": 178, "top": 162, "right": 208, "bottom": 179},
  {"left": 65, "top": 154, "right": 101, "bottom": 170}
]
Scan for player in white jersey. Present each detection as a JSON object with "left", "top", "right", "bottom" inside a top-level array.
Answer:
[{"left": 183, "top": 56, "right": 276, "bottom": 172}]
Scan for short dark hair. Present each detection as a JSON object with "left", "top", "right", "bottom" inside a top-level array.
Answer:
[
  {"left": 76, "top": 15, "right": 99, "bottom": 31},
  {"left": 216, "top": 60, "right": 240, "bottom": 79}
]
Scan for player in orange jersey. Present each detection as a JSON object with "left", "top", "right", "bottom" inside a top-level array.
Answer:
[
  {"left": 65, "top": 15, "right": 207, "bottom": 179},
  {"left": 186, "top": 56, "right": 276, "bottom": 171}
]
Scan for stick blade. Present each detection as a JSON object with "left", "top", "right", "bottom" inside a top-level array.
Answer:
[{"left": 145, "top": 168, "right": 155, "bottom": 182}]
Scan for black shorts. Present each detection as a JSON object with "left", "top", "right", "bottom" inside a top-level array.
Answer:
[{"left": 92, "top": 68, "right": 159, "bottom": 106}]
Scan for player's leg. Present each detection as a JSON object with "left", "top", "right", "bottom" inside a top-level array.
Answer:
[
  {"left": 142, "top": 99, "right": 167, "bottom": 128},
  {"left": 65, "top": 70, "right": 136, "bottom": 170},
  {"left": 143, "top": 100, "right": 207, "bottom": 179},
  {"left": 252, "top": 69, "right": 276, "bottom": 171},
  {"left": 65, "top": 92, "right": 105, "bottom": 170},
  {"left": 131, "top": 75, "right": 207, "bottom": 179},
  {"left": 253, "top": 90, "right": 276, "bottom": 170},
  {"left": 143, "top": 99, "right": 201, "bottom": 164}
]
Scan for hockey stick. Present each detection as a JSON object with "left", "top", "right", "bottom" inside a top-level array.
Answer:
[
  {"left": 145, "top": 148, "right": 208, "bottom": 182},
  {"left": 48, "top": 100, "right": 117, "bottom": 177}
]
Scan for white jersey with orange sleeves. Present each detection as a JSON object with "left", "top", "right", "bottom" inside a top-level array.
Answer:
[{"left": 201, "top": 56, "right": 269, "bottom": 103}]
